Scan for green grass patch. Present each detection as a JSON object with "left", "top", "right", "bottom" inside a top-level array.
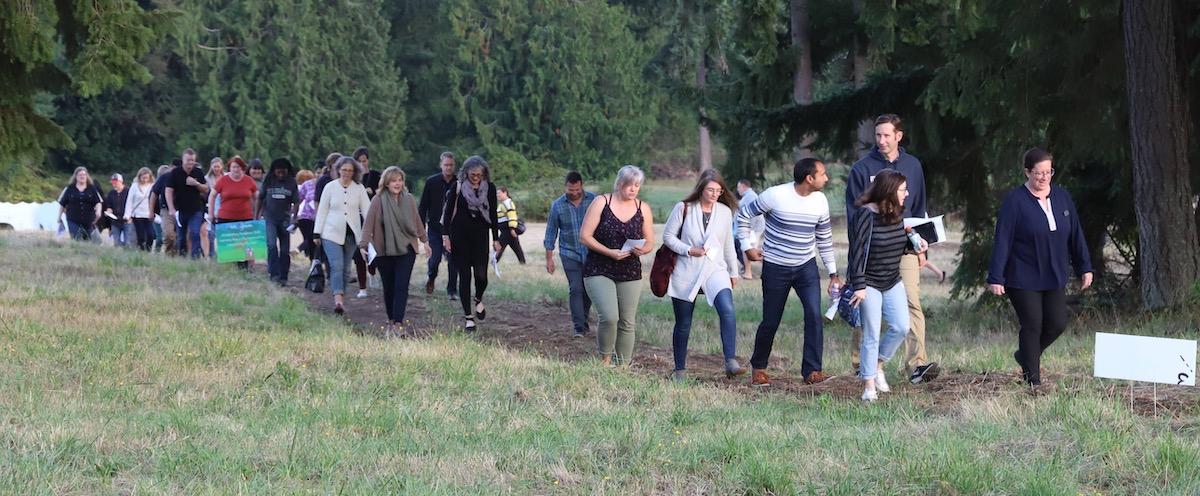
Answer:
[{"left": 1, "top": 232, "right": 1198, "bottom": 494}]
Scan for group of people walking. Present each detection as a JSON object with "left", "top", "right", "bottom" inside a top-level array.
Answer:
[
  {"left": 540, "top": 113, "right": 1093, "bottom": 399},
  {"left": 56, "top": 112, "right": 1093, "bottom": 399}
]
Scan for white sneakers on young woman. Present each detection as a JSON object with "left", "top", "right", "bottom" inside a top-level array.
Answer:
[
  {"left": 862, "top": 370, "right": 889, "bottom": 402},
  {"left": 875, "top": 370, "right": 891, "bottom": 393}
]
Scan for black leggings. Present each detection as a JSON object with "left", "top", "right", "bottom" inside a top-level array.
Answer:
[
  {"left": 451, "top": 226, "right": 491, "bottom": 316},
  {"left": 496, "top": 228, "right": 526, "bottom": 264},
  {"left": 1006, "top": 287, "right": 1068, "bottom": 384},
  {"left": 133, "top": 218, "right": 155, "bottom": 251}
]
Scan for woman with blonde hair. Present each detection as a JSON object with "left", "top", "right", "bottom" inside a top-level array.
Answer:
[
  {"left": 360, "top": 167, "right": 429, "bottom": 338},
  {"left": 315, "top": 156, "right": 371, "bottom": 315},
  {"left": 580, "top": 165, "right": 655, "bottom": 366},
  {"left": 58, "top": 167, "right": 104, "bottom": 241},
  {"left": 124, "top": 167, "right": 157, "bottom": 251}
]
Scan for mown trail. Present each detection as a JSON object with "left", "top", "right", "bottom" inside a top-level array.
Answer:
[{"left": 287, "top": 277, "right": 1199, "bottom": 417}]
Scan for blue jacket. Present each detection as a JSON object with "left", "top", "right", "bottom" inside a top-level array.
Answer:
[
  {"left": 987, "top": 185, "right": 1093, "bottom": 290},
  {"left": 845, "top": 146, "right": 928, "bottom": 237}
]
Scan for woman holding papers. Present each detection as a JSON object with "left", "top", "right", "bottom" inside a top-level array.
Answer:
[
  {"left": 442, "top": 156, "right": 502, "bottom": 330},
  {"left": 580, "top": 165, "right": 655, "bottom": 366},
  {"left": 848, "top": 169, "right": 927, "bottom": 402},
  {"left": 360, "top": 167, "right": 428, "bottom": 339},
  {"left": 662, "top": 169, "right": 744, "bottom": 381},
  {"left": 987, "top": 147, "right": 1093, "bottom": 387}
]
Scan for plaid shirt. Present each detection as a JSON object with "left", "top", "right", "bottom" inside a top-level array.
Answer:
[{"left": 543, "top": 191, "right": 597, "bottom": 263}]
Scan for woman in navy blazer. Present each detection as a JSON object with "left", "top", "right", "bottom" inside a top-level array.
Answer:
[{"left": 987, "top": 147, "right": 1093, "bottom": 386}]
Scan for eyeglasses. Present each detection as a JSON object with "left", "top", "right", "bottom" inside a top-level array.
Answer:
[
  {"left": 704, "top": 188, "right": 722, "bottom": 195},
  {"left": 340, "top": 168, "right": 356, "bottom": 173},
  {"left": 1028, "top": 169, "right": 1055, "bottom": 178},
  {"left": 468, "top": 173, "right": 483, "bottom": 179}
]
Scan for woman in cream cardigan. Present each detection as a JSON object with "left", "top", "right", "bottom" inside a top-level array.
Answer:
[
  {"left": 314, "top": 156, "right": 371, "bottom": 315},
  {"left": 662, "top": 169, "right": 744, "bottom": 381},
  {"left": 360, "top": 167, "right": 429, "bottom": 339}
]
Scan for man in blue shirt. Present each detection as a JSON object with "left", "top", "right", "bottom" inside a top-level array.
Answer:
[
  {"left": 845, "top": 113, "right": 939, "bottom": 384},
  {"left": 544, "top": 171, "right": 597, "bottom": 338}
]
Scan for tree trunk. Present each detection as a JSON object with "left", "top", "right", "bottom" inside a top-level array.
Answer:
[
  {"left": 1123, "top": 0, "right": 1200, "bottom": 308},
  {"left": 697, "top": 50, "right": 713, "bottom": 171},
  {"left": 852, "top": 0, "right": 873, "bottom": 159},
  {"left": 791, "top": 0, "right": 813, "bottom": 160}
]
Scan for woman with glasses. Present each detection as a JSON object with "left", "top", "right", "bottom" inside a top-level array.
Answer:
[
  {"left": 442, "top": 156, "right": 502, "bottom": 330},
  {"left": 662, "top": 169, "right": 744, "bottom": 381},
  {"left": 314, "top": 157, "right": 371, "bottom": 315},
  {"left": 987, "top": 147, "right": 1093, "bottom": 387}
]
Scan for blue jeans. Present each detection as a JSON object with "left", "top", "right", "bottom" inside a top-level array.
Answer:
[
  {"left": 110, "top": 220, "right": 132, "bottom": 247},
  {"left": 180, "top": 211, "right": 204, "bottom": 259},
  {"left": 325, "top": 231, "right": 357, "bottom": 296},
  {"left": 672, "top": 288, "right": 737, "bottom": 371},
  {"left": 66, "top": 220, "right": 94, "bottom": 241},
  {"left": 750, "top": 259, "right": 825, "bottom": 376},
  {"left": 426, "top": 227, "right": 458, "bottom": 296},
  {"left": 265, "top": 218, "right": 291, "bottom": 282},
  {"left": 377, "top": 251, "right": 417, "bottom": 323},
  {"left": 858, "top": 281, "right": 909, "bottom": 380},
  {"left": 560, "top": 256, "right": 592, "bottom": 335}
]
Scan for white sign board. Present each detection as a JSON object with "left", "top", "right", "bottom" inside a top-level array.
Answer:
[{"left": 1094, "top": 332, "right": 1196, "bottom": 386}]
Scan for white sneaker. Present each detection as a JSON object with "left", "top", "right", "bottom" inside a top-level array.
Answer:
[
  {"left": 356, "top": 289, "right": 368, "bottom": 298},
  {"left": 874, "top": 371, "right": 891, "bottom": 393},
  {"left": 861, "top": 389, "right": 878, "bottom": 402},
  {"left": 368, "top": 275, "right": 379, "bottom": 289}
]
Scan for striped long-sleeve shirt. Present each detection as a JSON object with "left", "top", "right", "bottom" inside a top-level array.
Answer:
[
  {"left": 847, "top": 206, "right": 909, "bottom": 292},
  {"left": 736, "top": 182, "right": 837, "bottom": 274}
]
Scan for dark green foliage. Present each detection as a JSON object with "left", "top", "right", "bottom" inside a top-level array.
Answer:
[
  {"left": 0, "top": 0, "right": 176, "bottom": 198},
  {"left": 173, "top": 0, "right": 409, "bottom": 165}
]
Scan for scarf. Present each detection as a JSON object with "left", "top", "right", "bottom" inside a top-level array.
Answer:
[
  {"left": 381, "top": 191, "right": 420, "bottom": 256},
  {"left": 460, "top": 181, "right": 491, "bottom": 220}
]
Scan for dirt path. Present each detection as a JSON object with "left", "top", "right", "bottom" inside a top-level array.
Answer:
[{"left": 285, "top": 273, "right": 1199, "bottom": 418}]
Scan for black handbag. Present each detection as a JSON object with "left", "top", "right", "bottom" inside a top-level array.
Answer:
[
  {"left": 515, "top": 218, "right": 527, "bottom": 235},
  {"left": 838, "top": 212, "right": 872, "bottom": 327},
  {"left": 305, "top": 246, "right": 326, "bottom": 293}
]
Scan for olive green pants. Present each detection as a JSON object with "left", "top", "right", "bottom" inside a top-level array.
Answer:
[{"left": 584, "top": 276, "right": 642, "bottom": 365}]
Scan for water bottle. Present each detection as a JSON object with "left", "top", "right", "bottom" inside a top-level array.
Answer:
[
  {"left": 905, "top": 226, "right": 925, "bottom": 251},
  {"left": 829, "top": 281, "right": 841, "bottom": 301}
]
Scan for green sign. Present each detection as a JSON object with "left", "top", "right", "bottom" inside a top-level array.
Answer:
[{"left": 215, "top": 220, "right": 268, "bottom": 263}]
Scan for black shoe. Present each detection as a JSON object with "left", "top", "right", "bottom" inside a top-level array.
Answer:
[
  {"left": 572, "top": 330, "right": 586, "bottom": 339},
  {"left": 474, "top": 299, "right": 486, "bottom": 321},
  {"left": 464, "top": 316, "right": 476, "bottom": 331},
  {"left": 909, "top": 362, "right": 941, "bottom": 384}
]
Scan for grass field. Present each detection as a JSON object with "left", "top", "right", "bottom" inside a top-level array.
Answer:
[{"left": 2, "top": 224, "right": 1199, "bottom": 494}]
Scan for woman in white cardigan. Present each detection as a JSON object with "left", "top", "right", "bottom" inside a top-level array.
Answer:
[
  {"left": 123, "top": 167, "right": 156, "bottom": 251},
  {"left": 662, "top": 169, "right": 744, "bottom": 381},
  {"left": 314, "top": 157, "right": 371, "bottom": 315}
]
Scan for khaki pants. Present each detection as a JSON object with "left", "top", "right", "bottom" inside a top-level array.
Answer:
[
  {"left": 160, "top": 216, "right": 177, "bottom": 255},
  {"left": 851, "top": 254, "right": 927, "bottom": 374}
]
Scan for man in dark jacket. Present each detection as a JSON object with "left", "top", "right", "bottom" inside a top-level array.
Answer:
[
  {"left": 844, "top": 113, "right": 939, "bottom": 385},
  {"left": 105, "top": 173, "right": 132, "bottom": 248},
  {"left": 418, "top": 152, "right": 459, "bottom": 299}
]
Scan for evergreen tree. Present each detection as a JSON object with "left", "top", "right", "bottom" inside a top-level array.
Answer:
[
  {"left": 0, "top": 0, "right": 175, "bottom": 180},
  {"left": 173, "top": 0, "right": 408, "bottom": 164}
]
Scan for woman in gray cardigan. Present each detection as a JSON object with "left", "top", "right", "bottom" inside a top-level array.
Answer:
[{"left": 662, "top": 169, "right": 744, "bottom": 381}]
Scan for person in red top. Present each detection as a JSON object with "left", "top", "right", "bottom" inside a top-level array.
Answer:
[{"left": 209, "top": 156, "right": 259, "bottom": 270}]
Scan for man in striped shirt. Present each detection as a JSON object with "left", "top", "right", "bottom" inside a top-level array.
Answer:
[
  {"left": 545, "top": 171, "right": 598, "bottom": 338},
  {"left": 738, "top": 158, "right": 843, "bottom": 386}
]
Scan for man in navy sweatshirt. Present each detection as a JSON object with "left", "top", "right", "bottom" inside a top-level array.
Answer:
[{"left": 845, "top": 114, "right": 940, "bottom": 384}]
